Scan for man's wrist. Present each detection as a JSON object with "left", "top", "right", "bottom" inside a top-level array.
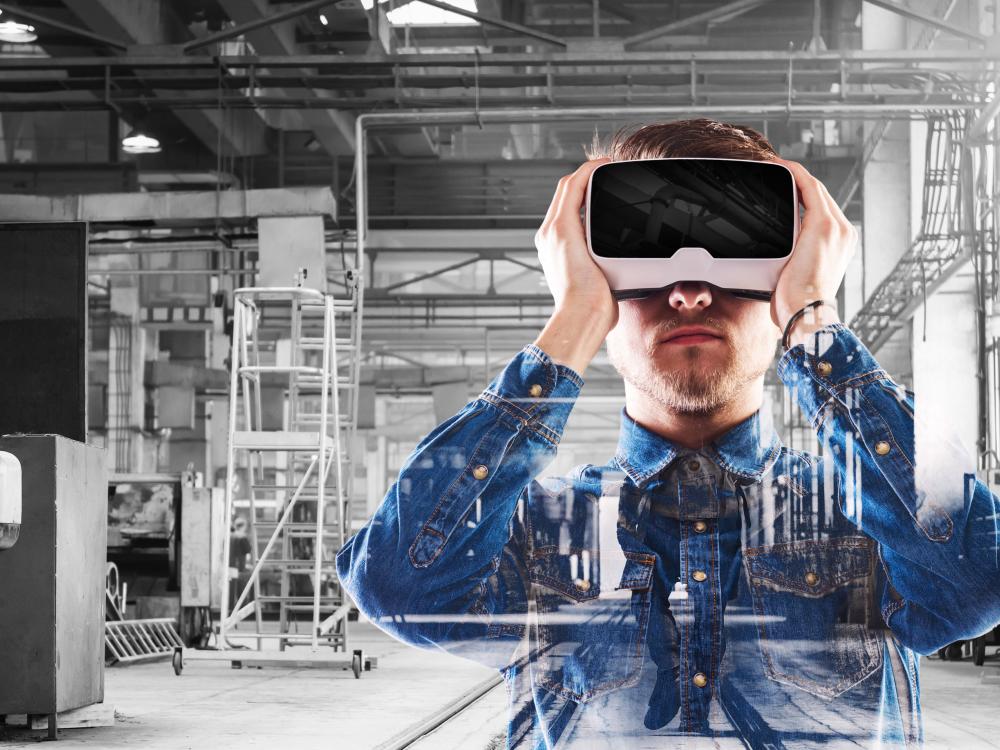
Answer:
[
  {"left": 785, "top": 303, "right": 841, "bottom": 349},
  {"left": 533, "top": 306, "right": 613, "bottom": 376}
]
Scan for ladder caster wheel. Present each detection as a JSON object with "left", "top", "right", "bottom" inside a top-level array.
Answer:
[
  {"left": 974, "top": 636, "right": 987, "bottom": 666},
  {"left": 352, "top": 651, "right": 362, "bottom": 679},
  {"left": 172, "top": 648, "right": 183, "bottom": 676}
]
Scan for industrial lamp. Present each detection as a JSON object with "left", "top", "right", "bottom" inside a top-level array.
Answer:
[
  {"left": 0, "top": 20, "right": 37, "bottom": 43},
  {"left": 122, "top": 131, "right": 162, "bottom": 155}
]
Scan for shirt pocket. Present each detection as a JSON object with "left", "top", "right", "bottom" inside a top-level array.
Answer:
[
  {"left": 531, "top": 551, "right": 654, "bottom": 703},
  {"left": 743, "top": 536, "right": 884, "bottom": 699}
]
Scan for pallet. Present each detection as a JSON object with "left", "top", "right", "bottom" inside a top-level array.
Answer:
[{"left": 5, "top": 702, "right": 116, "bottom": 732}]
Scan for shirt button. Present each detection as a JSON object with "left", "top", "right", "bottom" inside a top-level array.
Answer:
[
  {"left": 472, "top": 464, "right": 489, "bottom": 480},
  {"left": 804, "top": 571, "right": 820, "bottom": 586},
  {"left": 692, "top": 672, "right": 708, "bottom": 688},
  {"left": 687, "top": 459, "right": 701, "bottom": 472},
  {"left": 691, "top": 570, "right": 707, "bottom": 582},
  {"left": 816, "top": 360, "right": 833, "bottom": 377},
  {"left": 693, "top": 520, "right": 708, "bottom": 533},
  {"left": 528, "top": 383, "right": 543, "bottom": 397},
  {"left": 875, "top": 440, "right": 891, "bottom": 455}
]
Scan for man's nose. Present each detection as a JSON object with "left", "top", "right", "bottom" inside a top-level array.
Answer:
[{"left": 667, "top": 281, "right": 713, "bottom": 310}]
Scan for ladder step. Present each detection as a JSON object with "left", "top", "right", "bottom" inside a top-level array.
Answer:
[
  {"left": 254, "top": 526, "right": 343, "bottom": 535},
  {"left": 239, "top": 499, "right": 340, "bottom": 507},
  {"left": 256, "top": 595, "right": 344, "bottom": 604},
  {"left": 232, "top": 431, "right": 336, "bottom": 451},
  {"left": 255, "top": 560, "right": 340, "bottom": 569},
  {"left": 241, "top": 486, "right": 344, "bottom": 494},
  {"left": 299, "top": 337, "right": 354, "bottom": 349},
  {"left": 300, "top": 299, "right": 356, "bottom": 311},
  {"left": 240, "top": 365, "right": 324, "bottom": 375},
  {"left": 235, "top": 286, "right": 326, "bottom": 301}
]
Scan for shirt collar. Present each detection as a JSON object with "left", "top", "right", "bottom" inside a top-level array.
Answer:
[{"left": 613, "top": 406, "right": 782, "bottom": 487}]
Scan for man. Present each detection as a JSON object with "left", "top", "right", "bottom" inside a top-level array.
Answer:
[{"left": 336, "top": 119, "right": 1000, "bottom": 748}]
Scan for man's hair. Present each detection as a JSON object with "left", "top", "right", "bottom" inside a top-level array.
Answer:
[{"left": 585, "top": 118, "right": 780, "bottom": 161}]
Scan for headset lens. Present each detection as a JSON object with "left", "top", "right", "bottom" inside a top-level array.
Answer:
[{"left": 589, "top": 159, "right": 796, "bottom": 260}]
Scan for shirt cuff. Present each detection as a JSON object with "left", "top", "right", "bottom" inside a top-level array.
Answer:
[
  {"left": 479, "top": 344, "right": 584, "bottom": 447},
  {"left": 776, "top": 322, "right": 888, "bottom": 425}
]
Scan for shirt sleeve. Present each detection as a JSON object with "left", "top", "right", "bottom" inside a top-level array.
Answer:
[
  {"left": 336, "top": 344, "right": 583, "bottom": 669},
  {"left": 777, "top": 322, "right": 1000, "bottom": 654}
]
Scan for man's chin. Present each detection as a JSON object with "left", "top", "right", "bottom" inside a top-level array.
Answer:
[{"left": 651, "top": 356, "right": 732, "bottom": 380}]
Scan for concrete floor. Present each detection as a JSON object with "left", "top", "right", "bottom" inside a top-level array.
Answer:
[{"left": 2, "top": 625, "right": 998, "bottom": 749}]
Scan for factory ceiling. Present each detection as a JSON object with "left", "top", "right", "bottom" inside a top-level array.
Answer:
[{"left": 0, "top": 0, "right": 990, "bottom": 369}]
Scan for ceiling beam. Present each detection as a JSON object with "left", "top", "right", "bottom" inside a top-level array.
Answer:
[
  {"left": 0, "top": 187, "right": 336, "bottom": 222},
  {"left": 183, "top": 0, "right": 335, "bottom": 53},
  {"left": 624, "top": 0, "right": 774, "bottom": 49},
  {"left": 60, "top": 0, "right": 270, "bottom": 157},
  {"left": 566, "top": 0, "right": 637, "bottom": 24},
  {"left": 214, "top": 0, "right": 356, "bottom": 155},
  {"left": 0, "top": 2, "right": 128, "bottom": 49},
  {"left": 4, "top": 48, "right": 998, "bottom": 69},
  {"left": 416, "top": 0, "right": 568, "bottom": 47},
  {"left": 863, "top": 0, "right": 985, "bottom": 45}
]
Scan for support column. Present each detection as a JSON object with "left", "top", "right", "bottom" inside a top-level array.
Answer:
[{"left": 853, "top": 3, "right": 913, "bottom": 381}]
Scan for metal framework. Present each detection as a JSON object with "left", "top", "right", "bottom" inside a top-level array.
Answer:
[
  {"left": 848, "top": 111, "right": 972, "bottom": 352},
  {"left": 0, "top": 49, "right": 992, "bottom": 112}
]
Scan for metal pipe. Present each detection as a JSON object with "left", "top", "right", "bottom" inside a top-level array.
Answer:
[
  {"left": 3, "top": 49, "right": 999, "bottom": 71},
  {"left": 966, "top": 83, "right": 1000, "bottom": 143},
  {"left": 0, "top": 3, "right": 129, "bottom": 50},
  {"left": 182, "top": 0, "right": 335, "bottom": 53},
  {"left": 90, "top": 243, "right": 251, "bottom": 254},
  {"left": 95, "top": 268, "right": 246, "bottom": 276},
  {"left": 355, "top": 104, "right": 980, "bottom": 133}
]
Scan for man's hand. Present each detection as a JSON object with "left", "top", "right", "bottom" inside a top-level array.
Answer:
[
  {"left": 533, "top": 157, "right": 618, "bottom": 375},
  {"left": 769, "top": 158, "right": 858, "bottom": 347}
]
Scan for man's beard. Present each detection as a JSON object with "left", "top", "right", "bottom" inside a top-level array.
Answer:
[{"left": 609, "top": 338, "right": 765, "bottom": 416}]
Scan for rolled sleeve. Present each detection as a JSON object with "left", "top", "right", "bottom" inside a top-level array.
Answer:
[
  {"left": 479, "top": 343, "right": 584, "bottom": 448},
  {"left": 776, "top": 322, "right": 887, "bottom": 426}
]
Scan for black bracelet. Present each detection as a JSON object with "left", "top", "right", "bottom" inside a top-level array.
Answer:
[{"left": 781, "top": 299, "right": 838, "bottom": 352}]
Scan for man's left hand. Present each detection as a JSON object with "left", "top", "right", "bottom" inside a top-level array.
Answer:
[{"left": 769, "top": 157, "right": 858, "bottom": 337}]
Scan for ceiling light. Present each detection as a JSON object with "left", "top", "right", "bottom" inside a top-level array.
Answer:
[
  {"left": 0, "top": 21, "right": 38, "bottom": 44},
  {"left": 319, "top": 13, "right": 329, "bottom": 25},
  {"left": 122, "top": 132, "right": 162, "bottom": 155}
]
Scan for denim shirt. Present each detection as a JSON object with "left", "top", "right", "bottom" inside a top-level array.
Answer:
[{"left": 337, "top": 323, "right": 1000, "bottom": 749}]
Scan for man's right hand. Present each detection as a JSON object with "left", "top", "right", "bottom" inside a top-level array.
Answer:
[{"left": 532, "top": 157, "right": 618, "bottom": 376}]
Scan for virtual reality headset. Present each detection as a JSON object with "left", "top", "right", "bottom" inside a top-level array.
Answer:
[{"left": 585, "top": 157, "right": 799, "bottom": 302}]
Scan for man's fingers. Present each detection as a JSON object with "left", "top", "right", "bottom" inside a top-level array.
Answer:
[
  {"left": 773, "top": 158, "right": 824, "bottom": 217},
  {"left": 537, "top": 157, "right": 611, "bottom": 249},
  {"left": 774, "top": 157, "right": 848, "bottom": 233},
  {"left": 550, "top": 157, "right": 612, "bottom": 229}
]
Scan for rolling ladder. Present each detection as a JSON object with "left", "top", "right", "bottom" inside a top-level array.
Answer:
[{"left": 174, "top": 277, "right": 374, "bottom": 676}]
